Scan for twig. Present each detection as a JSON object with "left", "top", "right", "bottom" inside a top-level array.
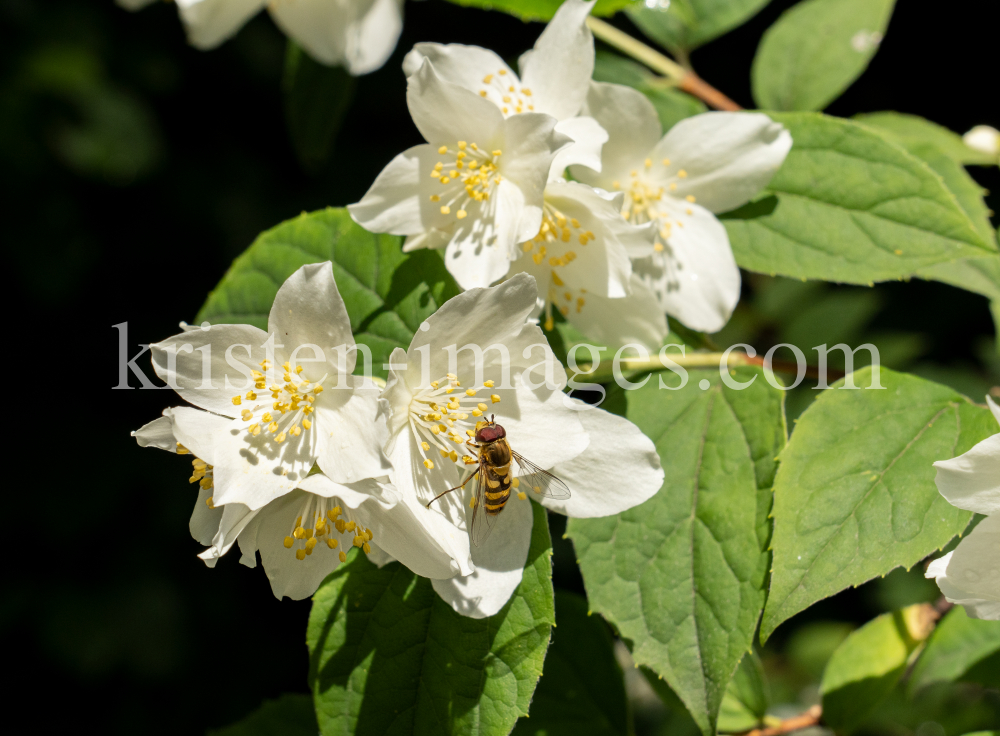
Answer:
[
  {"left": 570, "top": 351, "right": 846, "bottom": 385},
  {"left": 741, "top": 705, "right": 822, "bottom": 736},
  {"left": 586, "top": 17, "right": 742, "bottom": 112}
]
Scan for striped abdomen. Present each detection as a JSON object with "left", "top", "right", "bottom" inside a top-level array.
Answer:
[{"left": 482, "top": 439, "right": 513, "bottom": 516}]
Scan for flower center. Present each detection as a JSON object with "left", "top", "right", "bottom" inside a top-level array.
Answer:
[
  {"left": 408, "top": 374, "right": 502, "bottom": 471},
  {"left": 520, "top": 204, "right": 594, "bottom": 329},
  {"left": 477, "top": 68, "right": 534, "bottom": 116},
  {"left": 229, "top": 359, "right": 324, "bottom": 444},
  {"left": 281, "top": 496, "right": 374, "bottom": 563},
  {"left": 429, "top": 141, "right": 502, "bottom": 221},
  {"left": 613, "top": 160, "right": 696, "bottom": 253},
  {"left": 177, "top": 443, "right": 217, "bottom": 509}
]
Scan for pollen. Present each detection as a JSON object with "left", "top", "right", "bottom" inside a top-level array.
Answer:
[
  {"left": 440, "top": 205, "right": 451, "bottom": 215},
  {"left": 662, "top": 158, "right": 670, "bottom": 165},
  {"left": 456, "top": 210, "right": 467, "bottom": 219},
  {"left": 644, "top": 158, "right": 652, "bottom": 168},
  {"left": 512, "top": 478, "right": 520, "bottom": 488},
  {"left": 678, "top": 169, "right": 688, "bottom": 178},
  {"left": 231, "top": 395, "right": 242, "bottom": 405},
  {"left": 685, "top": 195, "right": 696, "bottom": 202},
  {"left": 518, "top": 491, "right": 527, "bottom": 500},
  {"left": 424, "top": 459, "right": 434, "bottom": 469},
  {"left": 491, "top": 394, "right": 501, "bottom": 403}
]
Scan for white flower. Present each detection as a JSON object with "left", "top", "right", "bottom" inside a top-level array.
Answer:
[
  {"left": 349, "top": 59, "right": 570, "bottom": 290},
  {"left": 379, "top": 273, "right": 664, "bottom": 617},
  {"left": 402, "top": 0, "right": 607, "bottom": 175},
  {"left": 963, "top": 125, "right": 1000, "bottom": 159},
  {"left": 510, "top": 179, "right": 664, "bottom": 349},
  {"left": 134, "top": 408, "right": 461, "bottom": 600},
  {"left": 572, "top": 82, "right": 792, "bottom": 333},
  {"left": 150, "top": 261, "right": 391, "bottom": 511},
  {"left": 925, "top": 396, "right": 1000, "bottom": 620},
  {"left": 117, "top": 0, "right": 404, "bottom": 75}
]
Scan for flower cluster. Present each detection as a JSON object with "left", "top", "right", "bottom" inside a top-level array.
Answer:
[
  {"left": 135, "top": 263, "right": 663, "bottom": 616},
  {"left": 350, "top": 0, "right": 791, "bottom": 346}
]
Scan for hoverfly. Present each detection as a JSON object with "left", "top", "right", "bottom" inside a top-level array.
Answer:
[{"left": 425, "top": 415, "right": 571, "bottom": 546}]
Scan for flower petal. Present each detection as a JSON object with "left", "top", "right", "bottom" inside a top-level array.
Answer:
[
  {"left": 431, "top": 493, "right": 534, "bottom": 618},
  {"left": 498, "top": 111, "right": 566, "bottom": 224},
  {"left": 565, "top": 275, "right": 668, "bottom": 350},
  {"left": 386, "top": 430, "right": 475, "bottom": 575},
  {"left": 518, "top": 0, "right": 595, "bottom": 121},
  {"left": 349, "top": 144, "right": 427, "bottom": 236},
  {"left": 209, "top": 423, "right": 309, "bottom": 510},
  {"left": 443, "top": 221, "right": 518, "bottom": 289},
  {"left": 268, "top": 261, "right": 355, "bottom": 376},
  {"left": 925, "top": 514, "right": 1000, "bottom": 620},
  {"left": 407, "top": 58, "right": 505, "bottom": 149},
  {"left": 175, "top": 0, "right": 264, "bottom": 50},
  {"left": 313, "top": 381, "right": 393, "bottom": 485},
  {"left": 402, "top": 43, "right": 515, "bottom": 107},
  {"left": 132, "top": 416, "right": 178, "bottom": 452},
  {"left": 167, "top": 405, "right": 233, "bottom": 465},
  {"left": 641, "top": 199, "right": 740, "bottom": 333},
  {"left": 933, "top": 432, "right": 1000, "bottom": 516},
  {"left": 572, "top": 81, "right": 661, "bottom": 188},
  {"left": 199, "top": 502, "right": 258, "bottom": 568},
  {"left": 190, "top": 485, "right": 224, "bottom": 547},
  {"left": 550, "top": 115, "right": 607, "bottom": 175},
  {"left": 649, "top": 112, "right": 791, "bottom": 214},
  {"left": 343, "top": 0, "right": 403, "bottom": 75},
  {"left": 544, "top": 399, "right": 663, "bottom": 517},
  {"left": 151, "top": 322, "right": 270, "bottom": 417}
]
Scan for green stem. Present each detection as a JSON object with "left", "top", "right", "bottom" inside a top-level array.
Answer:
[{"left": 586, "top": 16, "right": 686, "bottom": 81}]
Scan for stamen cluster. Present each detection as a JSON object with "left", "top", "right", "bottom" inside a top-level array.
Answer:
[
  {"left": 408, "top": 374, "right": 502, "bottom": 472},
  {"left": 230, "top": 359, "right": 324, "bottom": 444}
]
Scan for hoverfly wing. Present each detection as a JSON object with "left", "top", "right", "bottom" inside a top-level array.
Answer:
[
  {"left": 511, "top": 451, "right": 572, "bottom": 500},
  {"left": 469, "top": 463, "right": 499, "bottom": 547}
]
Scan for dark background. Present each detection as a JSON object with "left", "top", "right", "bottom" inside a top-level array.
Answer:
[{"left": 2, "top": 0, "right": 998, "bottom": 732}]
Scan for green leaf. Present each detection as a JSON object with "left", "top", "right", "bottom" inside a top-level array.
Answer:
[
  {"left": 751, "top": 0, "right": 895, "bottom": 112},
  {"left": 283, "top": 43, "right": 356, "bottom": 173},
  {"left": 592, "top": 51, "right": 707, "bottom": 132},
  {"left": 820, "top": 608, "right": 923, "bottom": 732},
  {"left": 722, "top": 112, "right": 995, "bottom": 285},
  {"left": 510, "top": 590, "right": 630, "bottom": 736},
  {"left": 196, "top": 208, "right": 460, "bottom": 379},
  {"left": 760, "top": 368, "right": 998, "bottom": 642},
  {"left": 307, "top": 501, "right": 554, "bottom": 736},
  {"left": 440, "top": 0, "right": 633, "bottom": 22},
  {"left": 717, "top": 651, "right": 769, "bottom": 732},
  {"left": 626, "top": 0, "right": 773, "bottom": 54},
  {"left": 908, "top": 606, "right": 1000, "bottom": 695},
  {"left": 854, "top": 112, "right": 998, "bottom": 166},
  {"left": 207, "top": 694, "right": 317, "bottom": 736},
  {"left": 566, "top": 367, "right": 786, "bottom": 735}
]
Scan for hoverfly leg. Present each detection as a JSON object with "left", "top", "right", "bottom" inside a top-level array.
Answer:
[{"left": 425, "top": 471, "right": 477, "bottom": 508}]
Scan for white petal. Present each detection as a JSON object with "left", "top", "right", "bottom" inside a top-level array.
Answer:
[
  {"left": 349, "top": 145, "right": 426, "bottom": 235},
  {"left": 925, "top": 514, "right": 1000, "bottom": 620},
  {"left": 650, "top": 112, "right": 791, "bottom": 214},
  {"left": 249, "top": 491, "right": 342, "bottom": 599},
  {"left": 132, "top": 416, "right": 178, "bottom": 452},
  {"left": 407, "top": 58, "right": 505, "bottom": 149},
  {"left": 498, "top": 112, "right": 566, "bottom": 225},
  {"left": 933, "top": 433, "right": 1000, "bottom": 516},
  {"left": 518, "top": 0, "right": 595, "bottom": 121},
  {"left": 987, "top": 395, "right": 1000, "bottom": 425},
  {"left": 550, "top": 116, "right": 607, "bottom": 176},
  {"left": 431, "top": 494, "right": 534, "bottom": 618},
  {"left": 572, "top": 81, "right": 660, "bottom": 188},
  {"left": 313, "top": 383, "right": 393, "bottom": 485},
  {"left": 151, "top": 322, "right": 270, "bottom": 417},
  {"left": 443, "top": 223, "right": 517, "bottom": 289},
  {"left": 402, "top": 43, "right": 515, "bottom": 108},
  {"left": 190, "top": 485, "right": 224, "bottom": 546},
  {"left": 200, "top": 502, "right": 258, "bottom": 568},
  {"left": 540, "top": 180, "right": 640, "bottom": 297},
  {"left": 565, "top": 275, "right": 668, "bottom": 350},
  {"left": 175, "top": 0, "right": 263, "bottom": 49},
  {"left": 544, "top": 399, "right": 663, "bottom": 517},
  {"left": 343, "top": 0, "right": 403, "bottom": 75},
  {"left": 503, "top": 380, "right": 589, "bottom": 470},
  {"left": 167, "top": 405, "right": 233, "bottom": 466},
  {"left": 386, "top": 430, "right": 475, "bottom": 575},
  {"left": 641, "top": 199, "right": 740, "bottom": 333},
  {"left": 209, "top": 423, "right": 309, "bottom": 510},
  {"left": 268, "top": 261, "right": 355, "bottom": 376}
]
